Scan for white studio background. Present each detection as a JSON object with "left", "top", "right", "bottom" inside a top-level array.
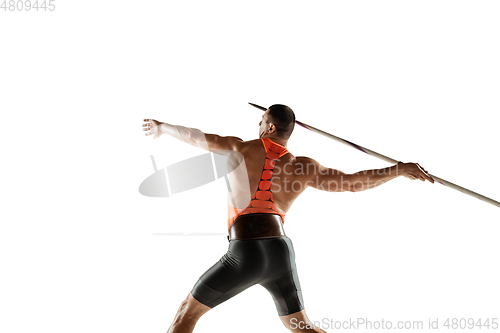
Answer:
[{"left": 1, "top": 1, "right": 499, "bottom": 333}]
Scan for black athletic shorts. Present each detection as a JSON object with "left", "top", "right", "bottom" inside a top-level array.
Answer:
[{"left": 190, "top": 236, "right": 304, "bottom": 316}]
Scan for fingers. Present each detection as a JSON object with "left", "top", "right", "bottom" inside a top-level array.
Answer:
[
  {"left": 408, "top": 163, "right": 434, "bottom": 183},
  {"left": 143, "top": 121, "right": 152, "bottom": 136},
  {"left": 416, "top": 163, "right": 434, "bottom": 183},
  {"left": 142, "top": 119, "right": 154, "bottom": 137},
  {"left": 423, "top": 173, "right": 434, "bottom": 183}
]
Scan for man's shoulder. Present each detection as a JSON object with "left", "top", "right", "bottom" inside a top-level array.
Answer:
[{"left": 236, "top": 138, "right": 263, "bottom": 151}]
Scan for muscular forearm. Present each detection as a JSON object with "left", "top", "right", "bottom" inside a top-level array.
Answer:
[
  {"left": 160, "top": 122, "right": 208, "bottom": 150},
  {"left": 348, "top": 164, "right": 402, "bottom": 192}
]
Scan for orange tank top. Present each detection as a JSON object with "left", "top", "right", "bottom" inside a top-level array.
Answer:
[{"left": 227, "top": 138, "right": 289, "bottom": 229}]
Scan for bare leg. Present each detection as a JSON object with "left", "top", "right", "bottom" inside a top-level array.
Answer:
[
  {"left": 167, "top": 293, "right": 211, "bottom": 333},
  {"left": 280, "top": 309, "right": 328, "bottom": 333}
]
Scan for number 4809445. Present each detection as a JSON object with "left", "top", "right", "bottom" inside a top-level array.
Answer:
[{"left": 1, "top": 0, "right": 56, "bottom": 11}]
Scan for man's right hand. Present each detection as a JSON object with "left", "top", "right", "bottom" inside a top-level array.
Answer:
[
  {"left": 399, "top": 162, "right": 435, "bottom": 183},
  {"left": 143, "top": 119, "right": 163, "bottom": 139}
]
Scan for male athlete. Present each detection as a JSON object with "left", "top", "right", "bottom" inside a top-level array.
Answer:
[{"left": 142, "top": 104, "right": 434, "bottom": 333}]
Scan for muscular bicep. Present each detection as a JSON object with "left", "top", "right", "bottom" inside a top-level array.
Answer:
[
  {"left": 203, "top": 133, "right": 244, "bottom": 155},
  {"left": 297, "top": 157, "right": 353, "bottom": 192}
]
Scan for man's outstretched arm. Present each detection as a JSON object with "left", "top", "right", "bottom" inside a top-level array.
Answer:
[
  {"left": 300, "top": 157, "right": 434, "bottom": 192},
  {"left": 143, "top": 119, "right": 243, "bottom": 154}
]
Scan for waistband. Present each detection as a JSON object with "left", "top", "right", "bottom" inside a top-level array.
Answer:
[{"left": 228, "top": 213, "right": 286, "bottom": 241}]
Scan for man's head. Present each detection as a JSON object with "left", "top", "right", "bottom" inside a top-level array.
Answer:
[{"left": 258, "top": 104, "right": 295, "bottom": 140}]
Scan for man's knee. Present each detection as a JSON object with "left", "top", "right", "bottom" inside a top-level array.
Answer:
[
  {"left": 280, "top": 310, "right": 324, "bottom": 332},
  {"left": 177, "top": 297, "right": 189, "bottom": 315},
  {"left": 167, "top": 294, "right": 211, "bottom": 333},
  {"left": 176, "top": 293, "right": 211, "bottom": 320}
]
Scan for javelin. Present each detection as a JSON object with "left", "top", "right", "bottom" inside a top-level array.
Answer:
[{"left": 249, "top": 102, "right": 500, "bottom": 209}]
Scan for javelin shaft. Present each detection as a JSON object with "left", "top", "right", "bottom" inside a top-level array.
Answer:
[{"left": 249, "top": 102, "right": 500, "bottom": 208}]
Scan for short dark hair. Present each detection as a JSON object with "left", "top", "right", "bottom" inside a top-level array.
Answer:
[{"left": 267, "top": 104, "right": 295, "bottom": 139}]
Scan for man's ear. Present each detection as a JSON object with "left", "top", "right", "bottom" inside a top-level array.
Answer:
[{"left": 268, "top": 123, "right": 277, "bottom": 135}]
